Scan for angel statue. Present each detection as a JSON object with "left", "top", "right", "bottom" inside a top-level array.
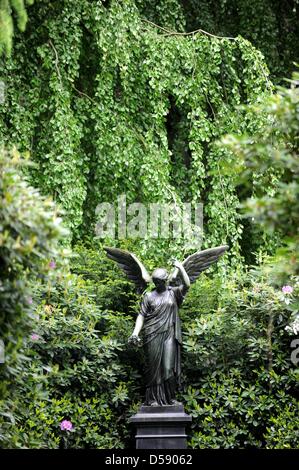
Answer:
[{"left": 104, "top": 245, "right": 228, "bottom": 407}]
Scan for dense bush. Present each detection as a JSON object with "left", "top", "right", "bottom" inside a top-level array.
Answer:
[
  {"left": 1, "top": 244, "right": 145, "bottom": 448},
  {"left": 180, "top": 273, "right": 299, "bottom": 448},
  {"left": 0, "top": 147, "right": 67, "bottom": 444}
]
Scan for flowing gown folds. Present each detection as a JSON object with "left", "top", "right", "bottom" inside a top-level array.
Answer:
[{"left": 140, "top": 285, "right": 187, "bottom": 405}]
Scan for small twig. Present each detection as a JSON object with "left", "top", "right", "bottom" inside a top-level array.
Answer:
[
  {"left": 267, "top": 312, "right": 274, "bottom": 371},
  {"left": 69, "top": 80, "right": 98, "bottom": 105},
  {"left": 48, "top": 40, "right": 62, "bottom": 85},
  {"left": 141, "top": 18, "right": 235, "bottom": 40},
  {"left": 141, "top": 18, "right": 177, "bottom": 35},
  {"left": 48, "top": 41, "right": 97, "bottom": 104},
  {"left": 205, "top": 93, "right": 216, "bottom": 121},
  {"left": 217, "top": 161, "right": 230, "bottom": 239},
  {"left": 162, "top": 30, "right": 235, "bottom": 40}
]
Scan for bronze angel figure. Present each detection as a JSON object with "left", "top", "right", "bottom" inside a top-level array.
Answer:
[{"left": 104, "top": 245, "right": 228, "bottom": 407}]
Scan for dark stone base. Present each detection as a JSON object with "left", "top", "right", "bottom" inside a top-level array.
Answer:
[{"left": 129, "top": 404, "right": 192, "bottom": 449}]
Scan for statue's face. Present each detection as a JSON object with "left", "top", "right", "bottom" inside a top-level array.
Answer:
[{"left": 153, "top": 277, "right": 167, "bottom": 289}]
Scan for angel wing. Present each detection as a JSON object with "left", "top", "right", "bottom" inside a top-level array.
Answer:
[
  {"left": 169, "top": 245, "right": 229, "bottom": 285},
  {"left": 104, "top": 247, "right": 152, "bottom": 293}
]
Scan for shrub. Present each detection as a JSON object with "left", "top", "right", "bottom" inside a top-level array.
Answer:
[
  {"left": 0, "top": 147, "right": 68, "bottom": 444},
  {"left": 180, "top": 272, "right": 299, "bottom": 448},
  {"left": 2, "top": 245, "right": 143, "bottom": 448}
]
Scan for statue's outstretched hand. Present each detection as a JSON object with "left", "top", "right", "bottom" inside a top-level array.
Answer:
[
  {"left": 172, "top": 259, "right": 182, "bottom": 269},
  {"left": 128, "top": 334, "right": 141, "bottom": 346}
]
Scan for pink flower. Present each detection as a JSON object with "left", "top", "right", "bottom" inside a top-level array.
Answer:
[
  {"left": 27, "top": 297, "right": 33, "bottom": 305},
  {"left": 30, "top": 333, "right": 40, "bottom": 341},
  {"left": 60, "top": 420, "right": 73, "bottom": 431},
  {"left": 282, "top": 285, "right": 293, "bottom": 295},
  {"left": 49, "top": 260, "right": 56, "bottom": 269}
]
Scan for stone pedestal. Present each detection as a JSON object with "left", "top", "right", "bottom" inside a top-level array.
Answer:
[{"left": 129, "top": 404, "right": 192, "bottom": 449}]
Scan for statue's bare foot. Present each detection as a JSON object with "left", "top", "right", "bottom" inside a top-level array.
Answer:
[
  {"left": 150, "top": 401, "right": 159, "bottom": 406},
  {"left": 170, "top": 399, "right": 181, "bottom": 405}
]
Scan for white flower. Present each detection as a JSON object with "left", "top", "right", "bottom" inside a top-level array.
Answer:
[{"left": 285, "top": 315, "right": 299, "bottom": 335}]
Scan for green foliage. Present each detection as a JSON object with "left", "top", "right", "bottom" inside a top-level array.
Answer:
[
  {"left": 0, "top": 0, "right": 275, "bottom": 265},
  {"left": 180, "top": 272, "right": 299, "bottom": 448},
  {"left": 264, "top": 404, "right": 299, "bottom": 449},
  {"left": 0, "top": 147, "right": 68, "bottom": 442},
  {"left": 1, "top": 245, "right": 143, "bottom": 448},
  {"left": 145, "top": 0, "right": 299, "bottom": 81},
  {"left": 221, "top": 72, "right": 299, "bottom": 282},
  {"left": 22, "top": 394, "right": 124, "bottom": 449},
  {"left": 0, "top": 0, "right": 33, "bottom": 56}
]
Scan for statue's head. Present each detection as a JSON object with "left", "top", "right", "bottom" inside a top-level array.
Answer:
[{"left": 152, "top": 268, "right": 168, "bottom": 291}]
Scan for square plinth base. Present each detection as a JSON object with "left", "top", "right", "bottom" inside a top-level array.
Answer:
[{"left": 129, "top": 404, "right": 192, "bottom": 449}]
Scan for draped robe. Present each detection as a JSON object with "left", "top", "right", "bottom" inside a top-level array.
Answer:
[{"left": 140, "top": 285, "right": 188, "bottom": 405}]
